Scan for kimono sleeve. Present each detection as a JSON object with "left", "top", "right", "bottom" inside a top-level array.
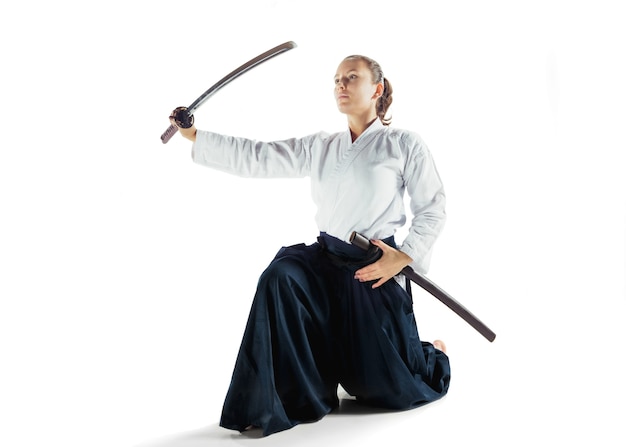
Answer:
[
  {"left": 398, "top": 133, "right": 447, "bottom": 274},
  {"left": 191, "top": 130, "right": 314, "bottom": 178}
]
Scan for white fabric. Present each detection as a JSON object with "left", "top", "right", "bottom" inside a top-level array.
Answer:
[{"left": 192, "top": 119, "right": 446, "bottom": 274}]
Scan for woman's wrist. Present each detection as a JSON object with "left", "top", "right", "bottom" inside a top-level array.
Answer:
[{"left": 180, "top": 126, "right": 197, "bottom": 142}]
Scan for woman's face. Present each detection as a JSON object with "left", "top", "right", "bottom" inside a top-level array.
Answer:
[{"left": 334, "top": 58, "right": 382, "bottom": 117}]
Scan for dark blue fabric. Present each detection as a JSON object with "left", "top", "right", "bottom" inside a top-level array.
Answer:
[{"left": 219, "top": 233, "right": 450, "bottom": 436}]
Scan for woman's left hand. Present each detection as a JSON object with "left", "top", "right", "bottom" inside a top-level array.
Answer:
[{"left": 354, "top": 239, "right": 413, "bottom": 289}]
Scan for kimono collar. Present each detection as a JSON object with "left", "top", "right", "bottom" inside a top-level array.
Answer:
[{"left": 350, "top": 118, "right": 385, "bottom": 144}]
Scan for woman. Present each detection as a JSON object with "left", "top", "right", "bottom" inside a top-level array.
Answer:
[{"left": 169, "top": 54, "right": 450, "bottom": 436}]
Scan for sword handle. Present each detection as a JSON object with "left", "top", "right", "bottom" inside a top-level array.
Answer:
[
  {"left": 350, "top": 231, "right": 374, "bottom": 251},
  {"left": 161, "top": 107, "right": 195, "bottom": 144},
  {"left": 161, "top": 124, "right": 178, "bottom": 144}
]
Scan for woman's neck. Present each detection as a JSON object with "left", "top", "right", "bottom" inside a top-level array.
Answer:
[{"left": 348, "top": 114, "right": 378, "bottom": 142}]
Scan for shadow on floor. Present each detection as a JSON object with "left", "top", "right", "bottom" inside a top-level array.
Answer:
[{"left": 134, "top": 396, "right": 415, "bottom": 447}]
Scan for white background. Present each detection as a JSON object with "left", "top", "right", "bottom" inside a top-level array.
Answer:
[{"left": 1, "top": 1, "right": 624, "bottom": 446}]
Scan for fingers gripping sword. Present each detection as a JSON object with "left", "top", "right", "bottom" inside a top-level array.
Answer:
[
  {"left": 161, "top": 41, "right": 297, "bottom": 144},
  {"left": 350, "top": 232, "right": 496, "bottom": 342}
]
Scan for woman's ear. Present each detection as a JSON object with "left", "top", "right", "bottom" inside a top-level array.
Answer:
[{"left": 372, "top": 82, "right": 384, "bottom": 100}]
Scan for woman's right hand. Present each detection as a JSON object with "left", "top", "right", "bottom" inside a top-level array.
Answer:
[{"left": 169, "top": 107, "right": 198, "bottom": 142}]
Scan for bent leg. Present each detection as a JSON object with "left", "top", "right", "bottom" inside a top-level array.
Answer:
[
  {"left": 337, "top": 277, "right": 451, "bottom": 410},
  {"left": 220, "top": 244, "right": 338, "bottom": 436}
]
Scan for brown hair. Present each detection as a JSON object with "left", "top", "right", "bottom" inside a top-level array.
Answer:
[{"left": 343, "top": 55, "right": 393, "bottom": 126}]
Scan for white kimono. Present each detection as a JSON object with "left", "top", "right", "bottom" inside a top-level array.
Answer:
[{"left": 192, "top": 119, "right": 446, "bottom": 274}]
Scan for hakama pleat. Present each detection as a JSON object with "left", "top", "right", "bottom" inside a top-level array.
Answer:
[{"left": 219, "top": 233, "right": 450, "bottom": 436}]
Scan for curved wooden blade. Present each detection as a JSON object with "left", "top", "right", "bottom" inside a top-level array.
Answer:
[
  {"left": 161, "top": 41, "right": 297, "bottom": 144},
  {"left": 350, "top": 231, "right": 496, "bottom": 342}
]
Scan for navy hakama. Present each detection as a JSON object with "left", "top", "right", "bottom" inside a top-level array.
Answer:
[{"left": 219, "top": 233, "right": 450, "bottom": 436}]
